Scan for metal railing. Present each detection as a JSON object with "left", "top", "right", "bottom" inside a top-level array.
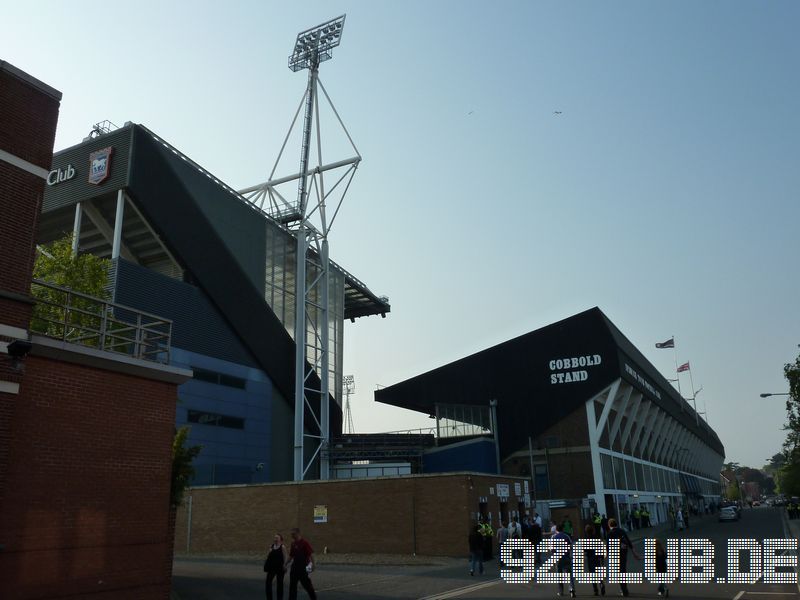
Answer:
[{"left": 30, "top": 279, "right": 172, "bottom": 364}]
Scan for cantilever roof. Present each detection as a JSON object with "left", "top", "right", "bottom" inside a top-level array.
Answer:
[{"left": 376, "top": 307, "right": 724, "bottom": 459}]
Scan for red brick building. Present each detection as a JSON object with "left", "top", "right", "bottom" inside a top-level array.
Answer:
[{"left": 1, "top": 60, "right": 190, "bottom": 599}]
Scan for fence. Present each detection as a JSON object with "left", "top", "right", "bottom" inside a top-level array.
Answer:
[{"left": 29, "top": 278, "right": 172, "bottom": 363}]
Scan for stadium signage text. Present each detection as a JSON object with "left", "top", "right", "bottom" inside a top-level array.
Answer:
[
  {"left": 549, "top": 354, "right": 602, "bottom": 384},
  {"left": 47, "top": 164, "right": 76, "bottom": 186}
]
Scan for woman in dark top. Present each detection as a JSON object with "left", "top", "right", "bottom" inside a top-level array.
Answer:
[
  {"left": 583, "top": 524, "right": 606, "bottom": 596},
  {"left": 264, "top": 533, "right": 289, "bottom": 600}
]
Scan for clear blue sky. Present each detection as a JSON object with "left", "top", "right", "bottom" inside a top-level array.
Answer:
[{"left": 4, "top": 1, "right": 798, "bottom": 468}]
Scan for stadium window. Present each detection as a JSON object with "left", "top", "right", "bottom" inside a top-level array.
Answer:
[
  {"left": 191, "top": 367, "right": 247, "bottom": 390},
  {"left": 187, "top": 409, "right": 245, "bottom": 430}
]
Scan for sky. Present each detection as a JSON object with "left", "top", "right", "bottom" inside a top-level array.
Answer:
[{"left": 3, "top": 1, "right": 798, "bottom": 469}]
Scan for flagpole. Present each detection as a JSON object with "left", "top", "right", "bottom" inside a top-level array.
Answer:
[
  {"left": 688, "top": 366, "right": 699, "bottom": 425},
  {"left": 672, "top": 336, "right": 683, "bottom": 396}
]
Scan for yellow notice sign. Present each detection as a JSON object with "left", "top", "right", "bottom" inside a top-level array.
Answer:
[{"left": 313, "top": 505, "right": 328, "bottom": 524}]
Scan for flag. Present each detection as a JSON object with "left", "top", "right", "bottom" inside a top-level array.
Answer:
[
  {"left": 677, "top": 362, "right": 690, "bottom": 373},
  {"left": 655, "top": 337, "right": 675, "bottom": 349}
]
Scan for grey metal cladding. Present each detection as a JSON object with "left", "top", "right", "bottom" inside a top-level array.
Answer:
[
  {"left": 126, "top": 125, "right": 333, "bottom": 421},
  {"left": 151, "top": 137, "right": 267, "bottom": 293},
  {"left": 43, "top": 125, "right": 133, "bottom": 212},
  {"left": 113, "top": 258, "right": 257, "bottom": 367}
]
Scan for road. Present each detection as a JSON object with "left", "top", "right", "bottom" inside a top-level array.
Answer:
[{"left": 173, "top": 507, "right": 797, "bottom": 599}]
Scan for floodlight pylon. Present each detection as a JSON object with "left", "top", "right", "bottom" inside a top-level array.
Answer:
[
  {"left": 239, "top": 15, "right": 358, "bottom": 482},
  {"left": 343, "top": 375, "right": 355, "bottom": 435}
]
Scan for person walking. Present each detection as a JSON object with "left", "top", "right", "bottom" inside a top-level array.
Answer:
[
  {"left": 600, "top": 514, "right": 609, "bottom": 540},
  {"left": 675, "top": 508, "right": 685, "bottom": 531},
  {"left": 583, "top": 524, "right": 606, "bottom": 597},
  {"left": 479, "top": 518, "right": 494, "bottom": 561},
  {"left": 497, "top": 521, "right": 509, "bottom": 563},
  {"left": 287, "top": 528, "right": 317, "bottom": 600},
  {"left": 563, "top": 516, "right": 574, "bottom": 537},
  {"left": 529, "top": 514, "right": 543, "bottom": 565},
  {"left": 468, "top": 524, "right": 484, "bottom": 576},
  {"left": 654, "top": 538, "right": 670, "bottom": 597},
  {"left": 552, "top": 523, "right": 575, "bottom": 597},
  {"left": 606, "top": 518, "right": 641, "bottom": 597},
  {"left": 264, "top": 533, "right": 289, "bottom": 600}
]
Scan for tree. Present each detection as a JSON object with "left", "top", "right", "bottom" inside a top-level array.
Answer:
[
  {"left": 725, "top": 482, "right": 741, "bottom": 501},
  {"left": 31, "top": 234, "right": 111, "bottom": 342},
  {"left": 779, "top": 352, "right": 800, "bottom": 496},
  {"left": 171, "top": 426, "right": 202, "bottom": 507}
]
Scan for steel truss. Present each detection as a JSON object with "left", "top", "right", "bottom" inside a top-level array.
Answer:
[
  {"left": 238, "top": 18, "right": 359, "bottom": 481},
  {"left": 584, "top": 378, "right": 724, "bottom": 517}
]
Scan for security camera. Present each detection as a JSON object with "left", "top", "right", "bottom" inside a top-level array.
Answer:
[
  {"left": 256, "top": 463, "right": 264, "bottom": 472},
  {"left": 7, "top": 340, "right": 32, "bottom": 359}
]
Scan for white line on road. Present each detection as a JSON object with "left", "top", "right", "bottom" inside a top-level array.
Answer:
[
  {"left": 418, "top": 578, "right": 502, "bottom": 600},
  {"left": 316, "top": 573, "right": 406, "bottom": 593},
  {"left": 742, "top": 593, "right": 797, "bottom": 595},
  {"left": 734, "top": 591, "right": 747, "bottom": 600}
]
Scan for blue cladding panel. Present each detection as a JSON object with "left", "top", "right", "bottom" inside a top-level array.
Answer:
[
  {"left": 172, "top": 348, "right": 277, "bottom": 484},
  {"left": 422, "top": 438, "right": 498, "bottom": 474},
  {"left": 114, "top": 258, "right": 257, "bottom": 367}
]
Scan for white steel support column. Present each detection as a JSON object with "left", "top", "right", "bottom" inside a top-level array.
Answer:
[
  {"left": 636, "top": 403, "right": 660, "bottom": 458},
  {"left": 655, "top": 418, "right": 678, "bottom": 465},
  {"left": 630, "top": 400, "right": 655, "bottom": 458},
  {"left": 608, "top": 384, "right": 633, "bottom": 446},
  {"left": 72, "top": 202, "right": 82, "bottom": 255},
  {"left": 293, "top": 226, "right": 308, "bottom": 481},
  {"left": 319, "top": 238, "right": 330, "bottom": 480},
  {"left": 111, "top": 189, "right": 124, "bottom": 260},
  {"left": 645, "top": 410, "right": 667, "bottom": 461},
  {"left": 586, "top": 389, "right": 611, "bottom": 517},
  {"left": 619, "top": 392, "right": 643, "bottom": 454}
]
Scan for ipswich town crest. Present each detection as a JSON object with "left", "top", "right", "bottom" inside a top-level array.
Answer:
[{"left": 88, "top": 146, "right": 114, "bottom": 185}]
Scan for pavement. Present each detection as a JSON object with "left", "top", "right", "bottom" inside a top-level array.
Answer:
[{"left": 172, "top": 506, "right": 797, "bottom": 599}]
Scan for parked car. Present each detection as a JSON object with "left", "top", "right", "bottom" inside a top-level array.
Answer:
[{"left": 719, "top": 506, "right": 739, "bottom": 522}]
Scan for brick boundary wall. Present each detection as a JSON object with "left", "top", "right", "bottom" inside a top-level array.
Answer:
[
  {"left": 176, "top": 473, "right": 532, "bottom": 558},
  {"left": 0, "top": 355, "right": 178, "bottom": 599}
]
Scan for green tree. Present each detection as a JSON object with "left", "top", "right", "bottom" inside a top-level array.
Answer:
[
  {"left": 171, "top": 426, "right": 202, "bottom": 507},
  {"left": 779, "top": 353, "right": 800, "bottom": 496},
  {"left": 32, "top": 234, "right": 111, "bottom": 342},
  {"left": 725, "top": 482, "right": 741, "bottom": 500}
]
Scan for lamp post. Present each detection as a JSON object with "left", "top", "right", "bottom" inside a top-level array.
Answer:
[{"left": 760, "top": 392, "right": 790, "bottom": 398}]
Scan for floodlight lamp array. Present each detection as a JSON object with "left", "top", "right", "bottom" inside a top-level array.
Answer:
[{"left": 288, "top": 15, "right": 346, "bottom": 72}]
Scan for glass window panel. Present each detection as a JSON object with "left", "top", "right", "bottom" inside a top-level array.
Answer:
[
  {"left": 612, "top": 456, "right": 626, "bottom": 489},
  {"left": 624, "top": 460, "right": 637, "bottom": 491},
  {"left": 634, "top": 462, "right": 644, "bottom": 491},
  {"left": 601, "top": 453, "right": 615, "bottom": 489}
]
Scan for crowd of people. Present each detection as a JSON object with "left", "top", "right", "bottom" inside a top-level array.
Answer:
[{"left": 471, "top": 510, "right": 675, "bottom": 597}]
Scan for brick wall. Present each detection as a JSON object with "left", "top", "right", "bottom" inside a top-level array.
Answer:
[
  {"left": 0, "top": 355, "right": 178, "bottom": 599},
  {"left": 0, "top": 64, "right": 60, "bottom": 324},
  {"left": 0, "top": 61, "right": 185, "bottom": 600},
  {"left": 175, "top": 473, "right": 531, "bottom": 558}
]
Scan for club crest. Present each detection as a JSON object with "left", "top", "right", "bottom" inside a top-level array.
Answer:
[{"left": 88, "top": 147, "right": 114, "bottom": 185}]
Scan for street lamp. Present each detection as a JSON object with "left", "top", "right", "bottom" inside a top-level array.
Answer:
[{"left": 760, "top": 392, "right": 790, "bottom": 398}]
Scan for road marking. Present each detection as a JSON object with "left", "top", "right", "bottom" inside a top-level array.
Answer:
[
  {"left": 317, "top": 573, "right": 406, "bottom": 593},
  {"left": 742, "top": 593, "right": 797, "bottom": 596},
  {"left": 735, "top": 591, "right": 747, "bottom": 600},
  {"left": 418, "top": 578, "right": 502, "bottom": 600}
]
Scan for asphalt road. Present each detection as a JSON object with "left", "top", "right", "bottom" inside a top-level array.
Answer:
[{"left": 173, "top": 507, "right": 797, "bottom": 600}]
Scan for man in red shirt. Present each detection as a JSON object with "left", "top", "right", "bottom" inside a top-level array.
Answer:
[{"left": 288, "top": 527, "right": 317, "bottom": 600}]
